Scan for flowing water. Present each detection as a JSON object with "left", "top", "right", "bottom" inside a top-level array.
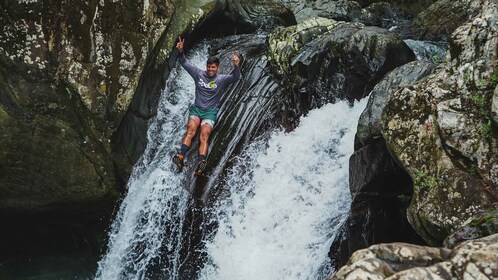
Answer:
[
  {"left": 199, "top": 100, "right": 367, "bottom": 280},
  {"left": 94, "top": 45, "right": 208, "bottom": 280},
  {"left": 95, "top": 39, "right": 367, "bottom": 279}
]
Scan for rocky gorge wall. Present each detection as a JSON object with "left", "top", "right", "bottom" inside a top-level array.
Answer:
[{"left": 1, "top": 0, "right": 497, "bottom": 278}]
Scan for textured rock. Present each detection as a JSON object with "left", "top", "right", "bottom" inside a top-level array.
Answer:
[
  {"left": 331, "top": 59, "right": 436, "bottom": 265},
  {"left": 412, "top": 0, "right": 484, "bottom": 40},
  {"left": 0, "top": 0, "right": 188, "bottom": 210},
  {"left": 492, "top": 85, "right": 498, "bottom": 125},
  {"left": 381, "top": 0, "right": 498, "bottom": 245},
  {"left": 444, "top": 204, "right": 498, "bottom": 248},
  {"left": 268, "top": 17, "right": 415, "bottom": 104},
  {"left": 357, "top": 61, "right": 435, "bottom": 144},
  {"left": 225, "top": 0, "right": 296, "bottom": 29},
  {"left": 329, "top": 234, "right": 498, "bottom": 280},
  {"left": 280, "top": 0, "right": 362, "bottom": 23}
]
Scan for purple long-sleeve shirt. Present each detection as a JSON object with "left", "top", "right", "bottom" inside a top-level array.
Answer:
[{"left": 179, "top": 53, "right": 241, "bottom": 110}]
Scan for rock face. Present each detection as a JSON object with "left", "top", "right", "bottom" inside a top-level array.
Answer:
[
  {"left": 329, "top": 61, "right": 435, "bottom": 268},
  {"left": 381, "top": 0, "right": 498, "bottom": 245},
  {"left": 444, "top": 204, "right": 498, "bottom": 248},
  {"left": 0, "top": 0, "right": 296, "bottom": 210},
  {"left": 329, "top": 233, "right": 498, "bottom": 280},
  {"left": 267, "top": 17, "right": 415, "bottom": 126},
  {"left": 0, "top": 0, "right": 181, "bottom": 210},
  {"left": 412, "top": 0, "right": 485, "bottom": 40}
]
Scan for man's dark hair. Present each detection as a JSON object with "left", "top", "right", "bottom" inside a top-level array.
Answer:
[{"left": 207, "top": 56, "right": 220, "bottom": 66}]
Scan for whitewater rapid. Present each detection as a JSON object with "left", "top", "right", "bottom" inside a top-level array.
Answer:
[
  {"left": 94, "top": 45, "right": 208, "bottom": 280},
  {"left": 199, "top": 99, "right": 367, "bottom": 280},
  {"left": 95, "top": 40, "right": 367, "bottom": 280}
]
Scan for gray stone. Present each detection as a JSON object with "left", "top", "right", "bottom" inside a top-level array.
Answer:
[
  {"left": 357, "top": 61, "right": 435, "bottom": 144},
  {"left": 492, "top": 85, "right": 498, "bottom": 125},
  {"left": 329, "top": 234, "right": 498, "bottom": 280},
  {"left": 380, "top": 0, "right": 498, "bottom": 245}
]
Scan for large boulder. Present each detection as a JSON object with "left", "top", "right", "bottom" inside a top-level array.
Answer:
[
  {"left": 329, "top": 233, "right": 498, "bottom": 280},
  {"left": 381, "top": 0, "right": 498, "bottom": 245},
  {"left": 412, "top": 0, "right": 484, "bottom": 40},
  {"left": 268, "top": 17, "right": 415, "bottom": 107},
  {"left": 357, "top": 61, "right": 436, "bottom": 144},
  {"left": 329, "top": 62, "right": 435, "bottom": 268}
]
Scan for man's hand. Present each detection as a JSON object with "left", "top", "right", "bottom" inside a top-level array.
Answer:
[
  {"left": 177, "top": 36, "right": 185, "bottom": 54},
  {"left": 232, "top": 51, "right": 240, "bottom": 66}
]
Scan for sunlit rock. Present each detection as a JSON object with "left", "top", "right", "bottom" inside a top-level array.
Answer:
[
  {"left": 381, "top": 0, "right": 498, "bottom": 245},
  {"left": 329, "top": 234, "right": 498, "bottom": 280}
]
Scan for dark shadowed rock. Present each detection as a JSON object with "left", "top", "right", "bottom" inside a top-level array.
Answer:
[
  {"left": 268, "top": 17, "right": 415, "bottom": 110},
  {"left": 412, "top": 0, "right": 484, "bottom": 40},
  {"left": 225, "top": 0, "right": 296, "bottom": 30}
]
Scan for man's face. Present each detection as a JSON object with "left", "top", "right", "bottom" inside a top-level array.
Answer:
[{"left": 206, "top": 63, "right": 220, "bottom": 77}]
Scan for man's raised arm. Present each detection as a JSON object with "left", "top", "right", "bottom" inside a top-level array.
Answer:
[{"left": 177, "top": 36, "right": 200, "bottom": 78}]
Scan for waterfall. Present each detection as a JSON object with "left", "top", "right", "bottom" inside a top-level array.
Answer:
[
  {"left": 95, "top": 35, "right": 367, "bottom": 279},
  {"left": 94, "top": 45, "right": 209, "bottom": 280},
  {"left": 199, "top": 99, "right": 367, "bottom": 280}
]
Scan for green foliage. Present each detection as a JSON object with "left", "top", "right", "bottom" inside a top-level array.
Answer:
[
  {"left": 469, "top": 93, "right": 488, "bottom": 107},
  {"left": 491, "top": 75, "right": 498, "bottom": 87},
  {"left": 469, "top": 211, "right": 498, "bottom": 227},
  {"left": 431, "top": 53, "right": 444, "bottom": 64},
  {"left": 414, "top": 170, "right": 438, "bottom": 190},
  {"left": 480, "top": 121, "right": 492, "bottom": 140},
  {"left": 490, "top": 64, "right": 498, "bottom": 88},
  {"left": 470, "top": 163, "right": 478, "bottom": 175},
  {"left": 468, "top": 90, "right": 494, "bottom": 140}
]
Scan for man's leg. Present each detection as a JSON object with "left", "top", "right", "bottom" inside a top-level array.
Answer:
[
  {"left": 182, "top": 116, "right": 201, "bottom": 149},
  {"left": 195, "top": 120, "right": 213, "bottom": 175},
  {"left": 173, "top": 116, "right": 200, "bottom": 168},
  {"left": 198, "top": 122, "right": 213, "bottom": 157}
]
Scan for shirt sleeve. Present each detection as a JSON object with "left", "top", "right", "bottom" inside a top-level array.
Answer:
[
  {"left": 222, "top": 65, "right": 241, "bottom": 85},
  {"left": 179, "top": 53, "right": 201, "bottom": 79}
]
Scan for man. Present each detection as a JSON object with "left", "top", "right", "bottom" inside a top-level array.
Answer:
[{"left": 173, "top": 36, "right": 241, "bottom": 176}]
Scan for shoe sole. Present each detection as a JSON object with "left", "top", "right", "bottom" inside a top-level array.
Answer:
[
  {"left": 194, "top": 161, "right": 207, "bottom": 176},
  {"left": 172, "top": 156, "right": 184, "bottom": 169}
]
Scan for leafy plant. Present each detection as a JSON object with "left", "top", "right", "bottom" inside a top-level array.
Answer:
[
  {"left": 470, "top": 163, "right": 478, "bottom": 175},
  {"left": 414, "top": 170, "right": 438, "bottom": 190},
  {"left": 480, "top": 121, "right": 492, "bottom": 140}
]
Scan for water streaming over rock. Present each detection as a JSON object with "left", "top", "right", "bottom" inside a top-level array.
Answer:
[
  {"left": 94, "top": 45, "right": 208, "bottom": 280},
  {"left": 95, "top": 35, "right": 367, "bottom": 280},
  {"left": 199, "top": 100, "right": 367, "bottom": 280}
]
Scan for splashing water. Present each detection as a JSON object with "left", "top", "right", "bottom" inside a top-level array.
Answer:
[
  {"left": 199, "top": 99, "right": 368, "bottom": 280},
  {"left": 94, "top": 45, "right": 209, "bottom": 280},
  {"left": 95, "top": 38, "right": 367, "bottom": 280}
]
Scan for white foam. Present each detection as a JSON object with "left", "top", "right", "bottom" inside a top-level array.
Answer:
[
  {"left": 199, "top": 99, "right": 367, "bottom": 280},
  {"left": 95, "top": 45, "right": 209, "bottom": 280}
]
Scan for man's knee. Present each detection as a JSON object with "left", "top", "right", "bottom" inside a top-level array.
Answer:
[
  {"left": 185, "top": 125, "right": 198, "bottom": 138},
  {"left": 199, "top": 132, "right": 209, "bottom": 142}
]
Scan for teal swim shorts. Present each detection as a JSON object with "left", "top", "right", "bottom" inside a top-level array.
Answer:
[{"left": 188, "top": 105, "right": 218, "bottom": 127}]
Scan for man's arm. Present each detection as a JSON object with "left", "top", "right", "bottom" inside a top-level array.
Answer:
[
  {"left": 177, "top": 36, "right": 201, "bottom": 79},
  {"left": 223, "top": 52, "right": 241, "bottom": 84}
]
